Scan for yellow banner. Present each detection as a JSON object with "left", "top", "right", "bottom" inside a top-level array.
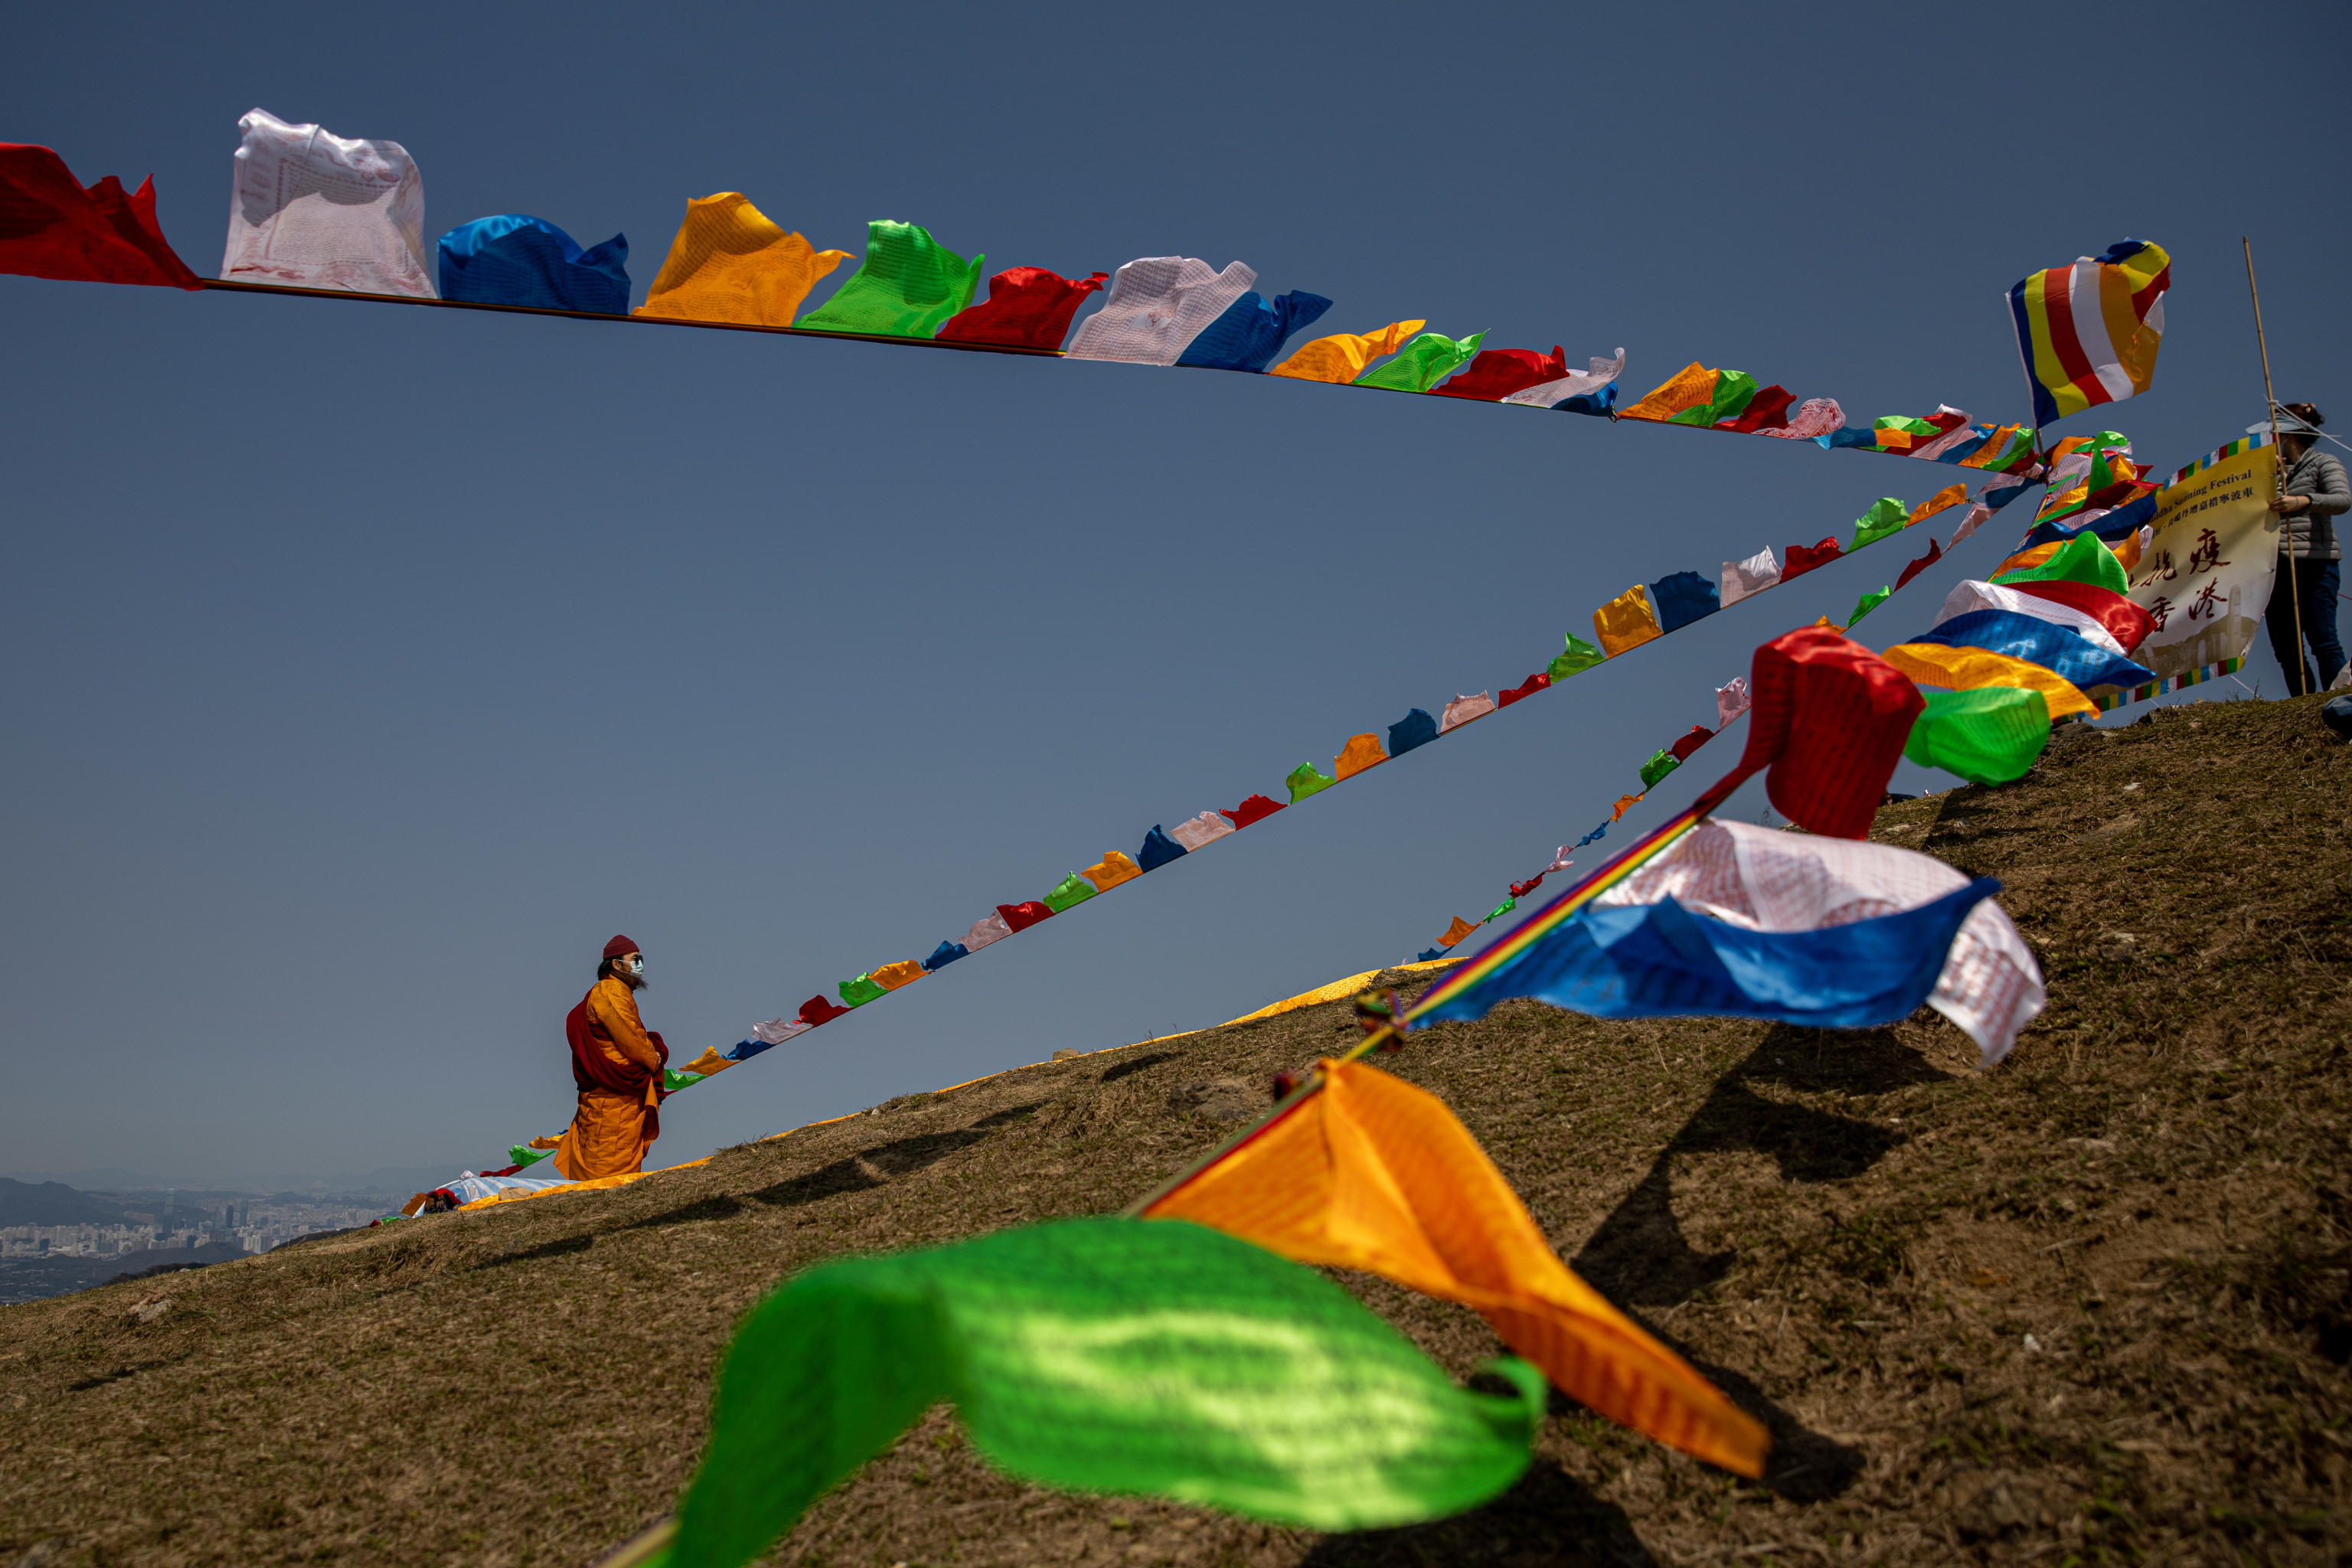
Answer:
[{"left": 2128, "top": 442, "right": 2278, "bottom": 682}]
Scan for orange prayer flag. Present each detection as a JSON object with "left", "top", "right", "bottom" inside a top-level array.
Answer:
[
  {"left": 870, "top": 959, "right": 926, "bottom": 991},
  {"left": 1908, "top": 482, "right": 1968, "bottom": 525},
  {"left": 1592, "top": 583, "right": 1664, "bottom": 657},
  {"left": 1083, "top": 849, "right": 1143, "bottom": 891},
  {"left": 1610, "top": 792, "right": 1645, "bottom": 821},
  {"left": 1437, "top": 915, "right": 1478, "bottom": 949},
  {"left": 1144, "top": 1060, "right": 1767, "bottom": 1477},
  {"left": 1333, "top": 733, "right": 1388, "bottom": 780}
]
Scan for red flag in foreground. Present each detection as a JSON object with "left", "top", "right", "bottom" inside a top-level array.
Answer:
[{"left": 0, "top": 144, "right": 201, "bottom": 289}]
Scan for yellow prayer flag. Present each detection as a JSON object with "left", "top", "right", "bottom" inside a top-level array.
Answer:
[
  {"left": 1592, "top": 583, "right": 1664, "bottom": 657},
  {"left": 1145, "top": 1060, "right": 1768, "bottom": 1477},
  {"left": 870, "top": 959, "right": 927, "bottom": 991},
  {"left": 1880, "top": 643, "right": 2096, "bottom": 719},
  {"left": 1908, "top": 482, "right": 1968, "bottom": 525},
  {"left": 1334, "top": 733, "right": 1388, "bottom": 779},
  {"left": 1618, "top": 361, "right": 1716, "bottom": 423},
  {"left": 1268, "top": 320, "right": 1426, "bottom": 384},
  {"left": 634, "top": 193, "right": 852, "bottom": 328},
  {"left": 681, "top": 1047, "right": 733, "bottom": 1077},
  {"left": 1083, "top": 850, "right": 1142, "bottom": 892}
]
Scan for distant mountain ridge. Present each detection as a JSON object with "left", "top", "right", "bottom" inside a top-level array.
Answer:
[{"left": 0, "top": 1178, "right": 128, "bottom": 1227}]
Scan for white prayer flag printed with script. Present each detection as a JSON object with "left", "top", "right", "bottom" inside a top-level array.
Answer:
[{"left": 2128, "top": 442, "right": 2278, "bottom": 684}]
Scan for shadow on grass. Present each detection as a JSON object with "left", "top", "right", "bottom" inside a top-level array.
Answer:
[
  {"left": 1563, "top": 1024, "right": 1950, "bottom": 1503},
  {"left": 744, "top": 1103, "right": 1047, "bottom": 1210},
  {"left": 1298, "top": 1462, "right": 1657, "bottom": 1566}
]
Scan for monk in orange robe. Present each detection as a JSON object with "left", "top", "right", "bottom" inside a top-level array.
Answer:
[{"left": 552, "top": 934, "right": 670, "bottom": 1181}]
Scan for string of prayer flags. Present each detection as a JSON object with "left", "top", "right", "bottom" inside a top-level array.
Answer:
[
  {"left": 659, "top": 1218, "right": 1544, "bottom": 1568},
  {"left": 635, "top": 194, "right": 851, "bottom": 327},
  {"left": 1176, "top": 289, "right": 1332, "bottom": 372},
  {"left": 223, "top": 109, "right": 433, "bottom": 296},
  {"left": 937, "top": 265, "right": 1108, "bottom": 349},
  {"left": 1414, "top": 820, "right": 2043, "bottom": 1067},
  {"left": 0, "top": 144, "right": 201, "bottom": 289},
  {"left": 1268, "top": 318, "right": 1424, "bottom": 383},
  {"left": 436, "top": 215, "right": 629, "bottom": 313},
  {"left": 795, "top": 220, "right": 984, "bottom": 339},
  {"left": 1903, "top": 687, "right": 2051, "bottom": 786},
  {"left": 1355, "top": 329, "right": 1488, "bottom": 393},
  {"left": 1143, "top": 1060, "right": 1770, "bottom": 1475},
  {"left": 1067, "top": 256, "right": 1258, "bottom": 364},
  {"left": 2009, "top": 239, "right": 2170, "bottom": 429}
]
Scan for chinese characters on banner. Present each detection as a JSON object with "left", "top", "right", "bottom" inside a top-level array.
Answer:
[{"left": 2116, "top": 443, "right": 2278, "bottom": 690}]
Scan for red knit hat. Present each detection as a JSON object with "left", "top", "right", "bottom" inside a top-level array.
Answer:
[{"left": 603, "top": 934, "right": 641, "bottom": 959}]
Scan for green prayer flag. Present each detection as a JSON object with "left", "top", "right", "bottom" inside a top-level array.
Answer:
[
  {"left": 1353, "top": 331, "right": 1488, "bottom": 393},
  {"left": 1638, "top": 749, "right": 1681, "bottom": 788},
  {"left": 663, "top": 1068, "right": 706, "bottom": 1093},
  {"left": 838, "top": 973, "right": 887, "bottom": 1008},
  {"left": 660, "top": 1218, "right": 1543, "bottom": 1568},
  {"left": 1286, "top": 762, "right": 1337, "bottom": 802},
  {"left": 1848, "top": 497, "right": 1909, "bottom": 550},
  {"left": 1668, "top": 368, "right": 1759, "bottom": 426},
  {"left": 1044, "top": 871, "right": 1098, "bottom": 913},
  {"left": 1483, "top": 897, "right": 1516, "bottom": 923},
  {"left": 1991, "top": 532, "right": 2130, "bottom": 596},
  {"left": 507, "top": 1144, "right": 556, "bottom": 1169},
  {"left": 1847, "top": 586, "right": 1893, "bottom": 626},
  {"left": 795, "top": 220, "right": 985, "bottom": 339},
  {"left": 1548, "top": 633, "right": 1605, "bottom": 681},
  {"left": 1903, "top": 686, "right": 2050, "bottom": 785}
]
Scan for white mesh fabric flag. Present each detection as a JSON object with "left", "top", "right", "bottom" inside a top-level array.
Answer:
[
  {"left": 1713, "top": 676, "right": 1752, "bottom": 730},
  {"left": 1439, "top": 692, "right": 1496, "bottom": 731},
  {"left": 1720, "top": 547, "right": 1781, "bottom": 607},
  {"left": 1169, "top": 811, "right": 1237, "bottom": 852},
  {"left": 750, "top": 1018, "right": 808, "bottom": 1046},
  {"left": 1064, "top": 256, "right": 1256, "bottom": 364},
  {"left": 222, "top": 108, "right": 434, "bottom": 296},
  {"left": 1501, "top": 348, "right": 1625, "bottom": 408}
]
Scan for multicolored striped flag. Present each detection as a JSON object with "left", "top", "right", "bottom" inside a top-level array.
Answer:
[{"left": 2007, "top": 240, "right": 2171, "bottom": 429}]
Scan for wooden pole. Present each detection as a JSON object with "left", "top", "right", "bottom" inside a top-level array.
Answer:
[{"left": 2244, "top": 237, "right": 2307, "bottom": 694}]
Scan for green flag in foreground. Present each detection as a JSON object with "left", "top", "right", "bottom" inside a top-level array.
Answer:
[
  {"left": 661, "top": 1217, "right": 1543, "bottom": 1568},
  {"left": 1903, "top": 685, "right": 2050, "bottom": 784}
]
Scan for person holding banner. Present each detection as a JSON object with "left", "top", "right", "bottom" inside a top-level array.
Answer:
[{"left": 2261, "top": 403, "right": 2350, "bottom": 696}]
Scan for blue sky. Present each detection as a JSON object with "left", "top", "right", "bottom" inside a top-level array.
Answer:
[{"left": 5, "top": 1, "right": 2345, "bottom": 1190}]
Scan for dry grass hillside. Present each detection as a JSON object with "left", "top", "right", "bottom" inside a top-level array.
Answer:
[{"left": 5, "top": 694, "right": 2351, "bottom": 1567}]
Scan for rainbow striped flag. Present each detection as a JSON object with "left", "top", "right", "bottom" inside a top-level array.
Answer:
[{"left": 2007, "top": 240, "right": 2170, "bottom": 429}]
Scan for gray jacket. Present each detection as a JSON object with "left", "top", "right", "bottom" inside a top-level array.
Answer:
[{"left": 2278, "top": 446, "right": 2350, "bottom": 560}]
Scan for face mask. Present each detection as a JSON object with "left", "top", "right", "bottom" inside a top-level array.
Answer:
[{"left": 626, "top": 956, "right": 645, "bottom": 978}]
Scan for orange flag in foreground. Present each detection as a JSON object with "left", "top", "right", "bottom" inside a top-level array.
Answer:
[{"left": 1143, "top": 1060, "right": 1768, "bottom": 1477}]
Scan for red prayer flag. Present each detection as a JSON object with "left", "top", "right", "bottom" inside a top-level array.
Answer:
[
  {"left": 1780, "top": 537, "right": 1843, "bottom": 581},
  {"left": 0, "top": 144, "right": 202, "bottom": 289},
  {"left": 1894, "top": 537, "right": 1944, "bottom": 591},
  {"left": 1702, "top": 626, "right": 1923, "bottom": 840},
  {"left": 1221, "top": 793, "right": 1287, "bottom": 828},
  {"left": 1715, "top": 385, "right": 1797, "bottom": 434},
  {"left": 799, "top": 995, "right": 851, "bottom": 1027},
  {"left": 1430, "top": 345, "right": 1569, "bottom": 401},
  {"left": 1509, "top": 875, "right": 1546, "bottom": 898},
  {"left": 996, "top": 900, "right": 1055, "bottom": 932},
  {"left": 936, "top": 266, "right": 1106, "bottom": 349},
  {"left": 2011, "top": 577, "right": 2154, "bottom": 654},
  {"left": 1497, "top": 671, "right": 1551, "bottom": 706},
  {"left": 1667, "top": 724, "right": 1714, "bottom": 763}
]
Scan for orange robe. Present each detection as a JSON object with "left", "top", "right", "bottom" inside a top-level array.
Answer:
[{"left": 554, "top": 975, "right": 665, "bottom": 1181}]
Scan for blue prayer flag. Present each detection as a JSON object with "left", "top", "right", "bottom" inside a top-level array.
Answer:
[
  {"left": 1176, "top": 289, "right": 1334, "bottom": 372},
  {"left": 437, "top": 214, "right": 629, "bottom": 314}
]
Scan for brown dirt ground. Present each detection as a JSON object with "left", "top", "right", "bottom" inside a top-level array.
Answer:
[{"left": 5, "top": 694, "right": 2352, "bottom": 1568}]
